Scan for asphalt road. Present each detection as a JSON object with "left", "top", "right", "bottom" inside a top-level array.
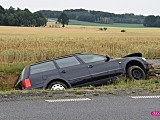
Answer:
[{"left": 0, "top": 95, "right": 160, "bottom": 120}]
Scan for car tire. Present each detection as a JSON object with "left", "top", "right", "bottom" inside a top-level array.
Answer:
[
  {"left": 127, "top": 65, "right": 146, "bottom": 80},
  {"left": 48, "top": 81, "right": 67, "bottom": 90}
]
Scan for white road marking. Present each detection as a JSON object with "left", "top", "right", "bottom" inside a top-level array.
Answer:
[
  {"left": 130, "top": 95, "right": 160, "bottom": 99},
  {"left": 45, "top": 98, "right": 92, "bottom": 103}
]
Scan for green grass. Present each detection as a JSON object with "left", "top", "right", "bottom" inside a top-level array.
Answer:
[
  {"left": 96, "top": 77, "right": 160, "bottom": 90},
  {"left": 0, "top": 63, "right": 32, "bottom": 91},
  {"left": 0, "top": 77, "right": 159, "bottom": 95},
  {"left": 68, "top": 19, "right": 144, "bottom": 28},
  {"left": 72, "top": 77, "right": 160, "bottom": 91},
  {"left": 0, "top": 62, "right": 31, "bottom": 74}
]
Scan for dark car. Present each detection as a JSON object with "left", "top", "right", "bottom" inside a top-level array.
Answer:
[{"left": 14, "top": 53, "right": 150, "bottom": 90}]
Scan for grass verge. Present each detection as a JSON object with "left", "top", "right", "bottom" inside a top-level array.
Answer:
[{"left": 0, "top": 77, "right": 159, "bottom": 96}]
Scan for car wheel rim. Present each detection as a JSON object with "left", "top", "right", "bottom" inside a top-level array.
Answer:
[
  {"left": 132, "top": 69, "right": 142, "bottom": 79},
  {"left": 51, "top": 84, "right": 65, "bottom": 90}
]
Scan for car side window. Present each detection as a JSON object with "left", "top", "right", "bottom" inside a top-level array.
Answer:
[
  {"left": 77, "top": 54, "right": 106, "bottom": 63},
  {"left": 30, "top": 61, "right": 56, "bottom": 74},
  {"left": 55, "top": 56, "right": 80, "bottom": 68}
]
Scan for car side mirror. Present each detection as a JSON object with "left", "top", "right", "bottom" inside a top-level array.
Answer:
[{"left": 105, "top": 56, "right": 110, "bottom": 62}]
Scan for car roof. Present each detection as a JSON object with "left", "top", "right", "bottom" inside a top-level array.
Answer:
[{"left": 30, "top": 53, "right": 105, "bottom": 66}]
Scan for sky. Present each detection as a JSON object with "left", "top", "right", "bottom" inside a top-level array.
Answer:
[{"left": 1, "top": 0, "right": 160, "bottom": 16}]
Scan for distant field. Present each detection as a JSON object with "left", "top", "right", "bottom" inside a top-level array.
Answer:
[
  {"left": 49, "top": 18, "right": 144, "bottom": 28},
  {"left": 0, "top": 25, "right": 160, "bottom": 90},
  {"left": 69, "top": 20, "right": 144, "bottom": 28}
]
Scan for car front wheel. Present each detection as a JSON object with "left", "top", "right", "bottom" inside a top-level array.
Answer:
[
  {"left": 48, "top": 81, "right": 67, "bottom": 90},
  {"left": 127, "top": 65, "right": 146, "bottom": 80}
]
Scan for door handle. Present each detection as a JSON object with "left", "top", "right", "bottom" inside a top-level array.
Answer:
[
  {"left": 61, "top": 70, "right": 66, "bottom": 73},
  {"left": 88, "top": 65, "right": 93, "bottom": 68}
]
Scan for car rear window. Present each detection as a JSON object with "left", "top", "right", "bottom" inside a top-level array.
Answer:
[
  {"left": 19, "top": 67, "right": 26, "bottom": 80},
  {"left": 14, "top": 67, "right": 26, "bottom": 86},
  {"left": 30, "top": 61, "right": 56, "bottom": 74}
]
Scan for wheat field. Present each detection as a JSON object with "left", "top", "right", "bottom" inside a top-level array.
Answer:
[{"left": 0, "top": 26, "right": 160, "bottom": 64}]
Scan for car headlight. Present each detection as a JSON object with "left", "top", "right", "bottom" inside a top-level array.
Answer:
[{"left": 142, "top": 57, "right": 147, "bottom": 61}]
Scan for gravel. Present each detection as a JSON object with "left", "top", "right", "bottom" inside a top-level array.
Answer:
[{"left": 147, "top": 59, "right": 160, "bottom": 68}]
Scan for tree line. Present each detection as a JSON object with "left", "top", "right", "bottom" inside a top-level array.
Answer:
[
  {"left": 0, "top": 5, "right": 159, "bottom": 27},
  {"left": 39, "top": 9, "right": 145, "bottom": 24},
  {"left": 143, "top": 15, "right": 160, "bottom": 27},
  {"left": 0, "top": 5, "right": 47, "bottom": 27}
]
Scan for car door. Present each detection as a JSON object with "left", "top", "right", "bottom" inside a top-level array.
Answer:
[
  {"left": 77, "top": 54, "right": 122, "bottom": 84},
  {"left": 54, "top": 56, "right": 91, "bottom": 87},
  {"left": 29, "top": 61, "right": 58, "bottom": 89}
]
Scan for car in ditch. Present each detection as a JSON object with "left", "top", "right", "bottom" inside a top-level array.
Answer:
[{"left": 14, "top": 52, "right": 150, "bottom": 90}]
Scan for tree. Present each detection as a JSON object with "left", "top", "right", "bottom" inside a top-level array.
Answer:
[
  {"left": 143, "top": 15, "right": 157, "bottom": 27},
  {"left": 33, "top": 11, "right": 47, "bottom": 27},
  {"left": 58, "top": 12, "right": 69, "bottom": 27},
  {"left": 143, "top": 15, "right": 160, "bottom": 27},
  {"left": 76, "top": 13, "right": 95, "bottom": 22},
  {"left": 9, "top": 6, "right": 15, "bottom": 14},
  {"left": 40, "top": 9, "right": 145, "bottom": 24},
  {"left": 154, "top": 17, "right": 160, "bottom": 27},
  {"left": 0, "top": 5, "right": 5, "bottom": 14},
  {"left": 0, "top": 5, "right": 47, "bottom": 27}
]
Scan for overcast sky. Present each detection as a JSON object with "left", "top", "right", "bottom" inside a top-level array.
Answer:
[{"left": 1, "top": 0, "right": 160, "bottom": 16}]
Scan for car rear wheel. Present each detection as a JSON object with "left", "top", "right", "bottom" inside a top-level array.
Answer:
[
  {"left": 48, "top": 81, "right": 67, "bottom": 90},
  {"left": 127, "top": 65, "right": 146, "bottom": 80}
]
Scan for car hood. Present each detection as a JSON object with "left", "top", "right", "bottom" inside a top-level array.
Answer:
[{"left": 122, "top": 52, "right": 142, "bottom": 58}]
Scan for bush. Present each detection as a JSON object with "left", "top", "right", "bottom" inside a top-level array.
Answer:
[
  {"left": 99, "top": 27, "right": 107, "bottom": 31},
  {"left": 103, "top": 27, "right": 107, "bottom": 31},
  {"left": 99, "top": 28, "right": 103, "bottom": 31},
  {"left": 121, "top": 29, "right": 126, "bottom": 32}
]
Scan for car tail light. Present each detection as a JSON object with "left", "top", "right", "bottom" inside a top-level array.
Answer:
[{"left": 21, "top": 78, "right": 31, "bottom": 89}]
